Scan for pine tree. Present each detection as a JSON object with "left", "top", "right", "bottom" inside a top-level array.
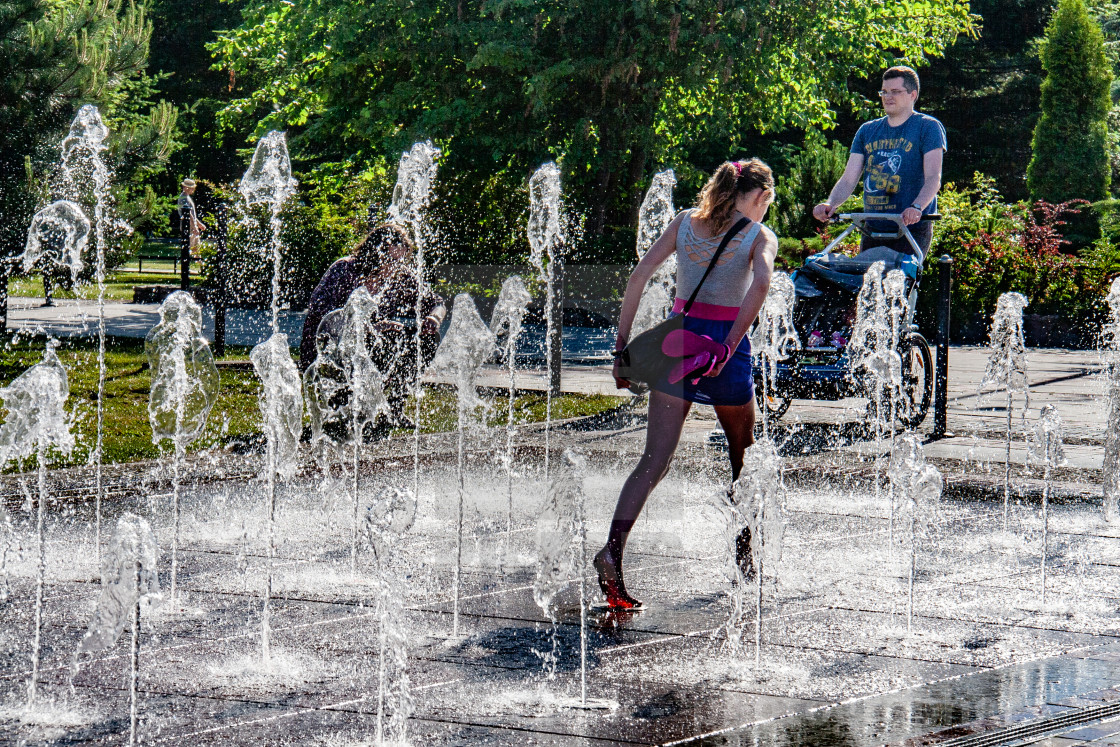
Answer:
[
  {"left": 1027, "top": 0, "right": 1113, "bottom": 203},
  {"left": 0, "top": 0, "right": 176, "bottom": 322}
]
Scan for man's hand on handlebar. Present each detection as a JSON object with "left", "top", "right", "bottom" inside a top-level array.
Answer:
[
  {"left": 901, "top": 206, "right": 922, "bottom": 226},
  {"left": 812, "top": 202, "right": 835, "bottom": 222}
]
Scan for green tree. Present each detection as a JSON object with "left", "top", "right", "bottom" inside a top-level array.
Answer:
[
  {"left": 918, "top": 0, "right": 1051, "bottom": 201},
  {"left": 1028, "top": 0, "right": 1113, "bottom": 203},
  {"left": 0, "top": 0, "right": 176, "bottom": 316},
  {"left": 147, "top": 0, "right": 246, "bottom": 191},
  {"left": 773, "top": 134, "right": 850, "bottom": 239},
  {"left": 212, "top": 0, "right": 975, "bottom": 263}
]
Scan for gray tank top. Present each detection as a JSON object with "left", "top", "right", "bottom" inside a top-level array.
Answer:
[{"left": 674, "top": 209, "right": 765, "bottom": 308}]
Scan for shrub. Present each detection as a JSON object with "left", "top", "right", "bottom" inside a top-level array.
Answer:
[
  {"left": 773, "top": 134, "right": 850, "bottom": 240},
  {"left": 924, "top": 175, "right": 1031, "bottom": 334},
  {"left": 1027, "top": 0, "right": 1112, "bottom": 203}
]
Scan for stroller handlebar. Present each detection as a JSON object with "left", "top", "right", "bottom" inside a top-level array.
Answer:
[
  {"left": 822, "top": 212, "right": 939, "bottom": 265},
  {"left": 833, "top": 212, "right": 941, "bottom": 223}
]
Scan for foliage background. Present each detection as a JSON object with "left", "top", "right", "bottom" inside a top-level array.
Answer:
[{"left": 11, "top": 0, "right": 1120, "bottom": 334}]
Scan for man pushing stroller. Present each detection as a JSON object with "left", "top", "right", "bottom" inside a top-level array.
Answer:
[{"left": 813, "top": 65, "right": 946, "bottom": 258}]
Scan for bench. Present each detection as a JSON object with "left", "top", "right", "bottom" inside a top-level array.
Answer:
[{"left": 135, "top": 238, "right": 187, "bottom": 273}]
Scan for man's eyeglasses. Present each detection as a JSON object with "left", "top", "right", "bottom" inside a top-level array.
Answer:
[{"left": 878, "top": 89, "right": 910, "bottom": 98}]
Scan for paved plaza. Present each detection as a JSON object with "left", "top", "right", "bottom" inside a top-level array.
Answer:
[{"left": 3, "top": 296, "right": 1120, "bottom": 745}]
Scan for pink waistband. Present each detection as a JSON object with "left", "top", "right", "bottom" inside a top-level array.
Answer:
[{"left": 672, "top": 298, "right": 740, "bottom": 321}]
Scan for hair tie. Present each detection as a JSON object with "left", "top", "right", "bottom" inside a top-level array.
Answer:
[{"left": 734, "top": 161, "right": 744, "bottom": 177}]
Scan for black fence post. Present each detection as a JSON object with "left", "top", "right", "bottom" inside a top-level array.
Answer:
[
  {"left": 549, "top": 259, "right": 564, "bottom": 396},
  {"left": 0, "top": 260, "right": 9, "bottom": 332},
  {"left": 180, "top": 237, "right": 190, "bottom": 291},
  {"left": 213, "top": 204, "right": 228, "bottom": 357},
  {"left": 932, "top": 254, "right": 952, "bottom": 438}
]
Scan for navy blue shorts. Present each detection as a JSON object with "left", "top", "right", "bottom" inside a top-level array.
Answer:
[{"left": 649, "top": 314, "right": 755, "bottom": 406}]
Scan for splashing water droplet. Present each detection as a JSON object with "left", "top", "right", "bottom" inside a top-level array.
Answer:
[
  {"left": 388, "top": 141, "right": 440, "bottom": 232},
  {"left": 888, "top": 432, "right": 942, "bottom": 632},
  {"left": 250, "top": 333, "right": 303, "bottom": 480},
  {"left": 239, "top": 131, "right": 298, "bottom": 207},
  {"left": 534, "top": 451, "right": 585, "bottom": 614},
  {"left": 632, "top": 170, "right": 677, "bottom": 336},
  {"left": 490, "top": 276, "right": 532, "bottom": 350},
  {"left": 527, "top": 163, "right": 563, "bottom": 277},
  {"left": 0, "top": 342, "right": 74, "bottom": 464},
  {"left": 429, "top": 294, "right": 498, "bottom": 411},
  {"left": 303, "top": 286, "right": 389, "bottom": 445},
  {"left": 76, "top": 514, "right": 160, "bottom": 655},
  {"left": 1103, "top": 279, "right": 1120, "bottom": 521},
  {"left": 21, "top": 201, "right": 89, "bottom": 283},
  {"left": 146, "top": 292, "right": 220, "bottom": 446},
  {"left": 750, "top": 271, "right": 800, "bottom": 432},
  {"left": 61, "top": 105, "right": 109, "bottom": 159},
  {"left": 982, "top": 292, "right": 1029, "bottom": 396}
]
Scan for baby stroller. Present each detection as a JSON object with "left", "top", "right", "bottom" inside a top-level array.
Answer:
[{"left": 756, "top": 212, "right": 937, "bottom": 427}]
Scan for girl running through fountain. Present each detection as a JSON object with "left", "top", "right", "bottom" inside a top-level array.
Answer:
[
  {"left": 300, "top": 223, "right": 445, "bottom": 435},
  {"left": 598, "top": 159, "right": 778, "bottom": 609}
]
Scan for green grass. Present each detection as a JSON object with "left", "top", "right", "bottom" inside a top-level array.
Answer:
[
  {"left": 8, "top": 270, "right": 188, "bottom": 302},
  {"left": 0, "top": 336, "right": 624, "bottom": 470},
  {"left": 413, "top": 387, "right": 623, "bottom": 434}
]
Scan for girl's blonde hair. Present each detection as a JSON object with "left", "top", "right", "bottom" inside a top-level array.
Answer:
[{"left": 694, "top": 158, "right": 774, "bottom": 231}]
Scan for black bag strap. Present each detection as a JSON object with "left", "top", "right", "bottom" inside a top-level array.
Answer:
[{"left": 681, "top": 216, "right": 752, "bottom": 316}]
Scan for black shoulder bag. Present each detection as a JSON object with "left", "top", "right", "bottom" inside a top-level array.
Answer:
[{"left": 615, "top": 216, "right": 751, "bottom": 388}]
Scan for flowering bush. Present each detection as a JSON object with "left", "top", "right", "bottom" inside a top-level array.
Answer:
[{"left": 924, "top": 173, "right": 1102, "bottom": 334}]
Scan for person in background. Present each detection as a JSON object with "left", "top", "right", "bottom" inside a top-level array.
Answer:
[
  {"left": 300, "top": 223, "right": 445, "bottom": 434},
  {"left": 177, "top": 179, "right": 206, "bottom": 287},
  {"left": 813, "top": 65, "right": 946, "bottom": 257}
]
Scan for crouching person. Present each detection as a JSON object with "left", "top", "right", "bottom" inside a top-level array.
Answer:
[{"left": 300, "top": 224, "right": 445, "bottom": 441}]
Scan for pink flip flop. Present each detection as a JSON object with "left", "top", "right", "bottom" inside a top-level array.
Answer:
[
  {"left": 662, "top": 330, "right": 731, "bottom": 385},
  {"left": 667, "top": 351, "right": 715, "bottom": 385}
]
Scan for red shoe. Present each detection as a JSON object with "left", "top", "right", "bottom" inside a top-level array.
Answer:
[{"left": 593, "top": 547, "right": 643, "bottom": 609}]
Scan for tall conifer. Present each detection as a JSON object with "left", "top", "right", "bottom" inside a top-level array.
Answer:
[{"left": 1028, "top": 0, "right": 1113, "bottom": 203}]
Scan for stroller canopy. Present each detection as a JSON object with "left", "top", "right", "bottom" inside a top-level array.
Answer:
[{"left": 792, "top": 245, "right": 920, "bottom": 299}]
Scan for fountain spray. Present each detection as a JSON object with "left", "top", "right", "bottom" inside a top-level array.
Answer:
[
  {"left": 883, "top": 270, "right": 908, "bottom": 428},
  {"left": 888, "top": 432, "right": 942, "bottom": 633},
  {"left": 489, "top": 276, "right": 532, "bottom": 566},
  {"left": 73, "top": 513, "right": 159, "bottom": 746},
  {"left": 240, "top": 130, "right": 298, "bottom": 334},
  {"left": 249, "top": 333, "right": 302, "bottom": 663},
  {"left": 527, "top": 163, "right": 564, "bottom": 482},
  {"left": 749, "top": 272, "right": 800, "bottom": 438},
  {"left": 146, "top": 292, "right": 219, "bottom": 603},
  {"left": 58, "top": 105, "right": 122, "bottom": 565},
  {"left": 387, "top": 141, "right": 440, "bottom": 501},
  {"left": 981, "top": 292, "right": 1029, "bottom": 530},
  {"left": 722, "top": 439, "right": 784, "bottom": 670},
  {"left": 303, "top": 287, "right": 389, "bottom": 572},
  {"left": 0, "top": 341, "right": 75, "bottom": 706},
  {"left": 363, "top": 486, "right": 417, "bottom": 744},
  {"left": 631, "top": 169, "right": 678, "bottom": 338},
  {"left": 1028, "top": 404, "right": 1065, "bottom": 605},
  {"left": 849, "top": 263, "right": 903, "bottom": 542},
  {"left": 427, "top": 294, "right": 497, "bottom": 637},
  {"left": 533, "top": 449, "right": 599, "bottom": 706},
  {"left": 1101, "top": 278, "right": 1120, "bottom": 522}
]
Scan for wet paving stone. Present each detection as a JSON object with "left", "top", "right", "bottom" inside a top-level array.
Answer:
[{"left": 6, "top": 455, "right": 1120, "bottom": 745}]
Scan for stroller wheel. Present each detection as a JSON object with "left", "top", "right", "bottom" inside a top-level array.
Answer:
[
  {"left": 897, "top": 332, "right": 933, "bottom": 428},
  {"left": 755, "top": 379, "right": 791, "bottom": 421}
]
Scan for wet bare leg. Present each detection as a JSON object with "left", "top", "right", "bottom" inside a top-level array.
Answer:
[
  {"left": 715, "top": 401, "right": 756, "bottom": 482},
  {"left": 596, "top": 390, "right": 691, "bottom": 605},
  {"left": 716, "top": 400, "right": 758, "bottom": 576}
]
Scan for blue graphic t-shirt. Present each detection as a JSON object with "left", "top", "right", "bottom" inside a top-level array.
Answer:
[{"left": 851, "top": 112, "right": 947, "bottom": 219}]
